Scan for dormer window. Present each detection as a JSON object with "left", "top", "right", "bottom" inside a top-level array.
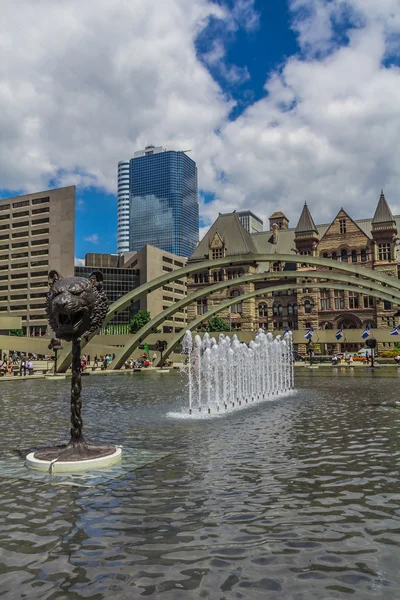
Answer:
[{"left": 211, "top": 247, "right": 223, "bottom": 259}]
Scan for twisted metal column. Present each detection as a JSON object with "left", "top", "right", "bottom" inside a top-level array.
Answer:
[{"left": 70, "top": 337, "right": 84, "bottom": 445}]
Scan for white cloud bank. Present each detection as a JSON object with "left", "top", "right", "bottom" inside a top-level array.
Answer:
[{"left": 1, "top": 0, "right": 400, "bottom": 238}]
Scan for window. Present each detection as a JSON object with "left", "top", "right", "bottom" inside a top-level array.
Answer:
[
  {"left": 384, "top": 301, "right": 392, "bottom": 311},
  {"left": 305, "top": 322, "right": 311, "bottom": 329},
  {"left": 323, "top": 253, "right": 328, "bottom": 258},
  {"left": 349, "top": 292, "right": 359, "bottom": 309},
  {"left": 230, "top": 290, "right": 242, "bottom": 313},
  {"left": 211, "top": 248, "right": 223, "bottom": 259},
  {"left": 31, "top": 260, "right": 48, "bottom": 267},
  {"left": 288, "top": 303, "right": 293, "bottom": 315},
  {"left": 304, "top": 299, "right": 312, "bottom": 313},
  {"left": 363, "top": 296, "right": 374, "bottom": 308},
  {"left": 32, "top": 207, "right": 49, "bottom": 215},
  {"left": 31, "top": 238, "right": 48, "bottom": 245},
  {"left": 13, "top": 211, "right": 29, "bottom": 218},
  {"left": 12, "top": 221, "right": 29, "bottom": 229},
  {"left": 196, "top": 299, "right": 207, "bottom": 315},
  {"left": 278, "top": 304, "right": 283, "bottom": 315},
  {"left": 320, "top": 290, "right": 331, "bottom": 310},
  {"left": 258, "top": 303, "right": 268, "bottom": 317},
  {"left": 378, "top": 243, "right": 391, "bottom": 261},
  {"left": 341, "top": 249, "right": 348, "bottom": 263},
  {"left": 273, "top": 262, "right": 280, "bottom": 272},
  {"left": 32, "top": 196, "right": 50, "bottom": 205},
  {"left": 11, "top": 252, "right": 28, "bottom": 259},
  {"left": 351, "top": 250, "right": 357, "bottom": 263},
  {"left": 339, "top": 219, "right": 346, "bottom": 234},
  {"left": 0, "top": 204, "right": 10, "bottom": 212},
  {"left": 334, "top": 290, "right": 344, "bottom": 310},
  {"left": 13, "top": 200, "right": 29, "bottom": 208},
  {"left": 332, "top": 252, "right": 337, "bottom": 260},
  {"left": 31, "top": 249, "right": 48, "bottom": 256},
  {"left": 162, "top": 256, "right": 173, "bottom": 264},
  {"left": 273, "top": 304, "right": 278, "bottom": 316},
  {"left": 11, "top": 262, "right": 28, "bottom": 269},
  {"left": 32, "top": 218, "right": 49, "bottom": 225},
  {"left": 293, "top": 304, "right": 298, "bottom": 315},
  {"left": 361, "top": 249, "right": 367, "bottom": 263}
]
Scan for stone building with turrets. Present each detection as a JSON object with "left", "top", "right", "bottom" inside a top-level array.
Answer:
[{"left": 186, "top": 193, "right": 400, "bottom": 354}]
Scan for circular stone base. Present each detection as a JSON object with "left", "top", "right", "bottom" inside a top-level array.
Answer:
[{"left": 26, "top": 446, "right": 122, "bottom": 472}]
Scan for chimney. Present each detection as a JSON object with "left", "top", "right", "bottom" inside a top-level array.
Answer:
[{"left": 272, "top": 223, "right": 279, "bottom": 245}]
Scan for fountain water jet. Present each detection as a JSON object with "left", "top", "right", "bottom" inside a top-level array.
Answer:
[{"left": 180, "top": 329, "right": 294, "bottom": 417}]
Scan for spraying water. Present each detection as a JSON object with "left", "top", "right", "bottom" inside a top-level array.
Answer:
[{"left": 180, "top": 329, "right": 294, "bottom": 416}]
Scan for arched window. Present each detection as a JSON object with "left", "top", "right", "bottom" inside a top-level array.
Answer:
[
  {"left": 273, "top": 304, "right": 278, "bottom": 316},
  {"left": 230, "top": 290, "right": 242, "bottom": 313},
  {"left": 288, "top": 303, "right": 293, "bottom": 315},
  {"left": 293, "top": 303, "right": 298, "bottom": 315},
  {"left": 213, "top": 271, "right": 218, "bottom": 282},
  {"left": 233, "top": 270, "right": 238, "bottom": 278},
  {"left": 278, "top": 304, "right": 283, "bottom": 315},
  {"left": 332, "top": 252, "right": 337, "bottom": 260},
  {"left": 258, "top": 303, "right": 268, "bottom": 317},
  {"left": 219, "top": 270, "right": 224, "bottom": 281},
  {"left": 199, "top": 273, "right": 204, "bottom": 284},
  {"left": 323, "top": 253, "right": 328, "bottom": 258},
  {"left": 273, "top": 262, "right": 280, "bottom": 272},
  {"left": 227, "top": 271, "right": 232, "bottom": 280},
  {"left": 352, "top": 250, "right": 357, "bottom": 263},
  {"left": 204, "top": 272, "right": 209, "bottom": 283},
  {"left": 194, "top": 274, "right": 199, "bottom": 284},
  {"left": 304, "top": 299, "right": 312, "bottom": 314},
  {"left": 238, "top": 269, "right": 244, "bottom": 277},
  {"left": 341, "top": 249, "right": 348, "bottom": 263},
  {"left": 361, "top": 249, "right": 367, "bottom": 263}
]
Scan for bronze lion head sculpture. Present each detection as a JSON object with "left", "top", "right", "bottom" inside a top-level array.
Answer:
[{"left": 46, "top": 270, "right": 108, "bottom": 341}]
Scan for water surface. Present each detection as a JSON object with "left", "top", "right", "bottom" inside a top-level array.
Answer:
[{"left": 0, "top": 372, "right": 399, "bottom": 599}]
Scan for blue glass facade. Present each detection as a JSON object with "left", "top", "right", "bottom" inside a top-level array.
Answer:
[{"left": 129, "top": 151, "right": 199, "bottom": 257}]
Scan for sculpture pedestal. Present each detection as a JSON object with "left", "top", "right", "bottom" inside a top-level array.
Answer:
[{"left": 26, "top": 445, "right": 122, "bottom": 473}]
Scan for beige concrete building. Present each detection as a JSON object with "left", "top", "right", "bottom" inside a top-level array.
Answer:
[
  {"left": 187, "top": 192, "right": 400, "bottom": 354},
  {"left": 77, "top": 245, "right": 187, "bottom": 334},
  {"left": 0, "top": 186, "right": 75, "bottom": 336}
]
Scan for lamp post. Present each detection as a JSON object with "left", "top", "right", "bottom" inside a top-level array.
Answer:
[
  {"left": 48, "top": 337, "right": 63, "bottom": 375},
  {"left": 365, "top": 337, "right": 377, "bottom": 369},
  {"left": 307, "top": 340, "right": 314, "bottom": 367},
  {"left": 156, "top": 340, "right": 168, "bottom": 367}
]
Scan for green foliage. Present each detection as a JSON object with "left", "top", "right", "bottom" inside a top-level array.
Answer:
[
  {"left": 10, "top": 329, "right": 24, "bottom": 337},
  {"left": 208, "top": 317, "right": 230, "bottom": 332},
  {"left": 129, "top": 310, "right": 151, "bottom": 334}
]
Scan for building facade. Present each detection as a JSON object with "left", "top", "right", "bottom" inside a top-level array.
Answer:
[
  {"left": 76, "top": 245, "right": 187, "bottom": 334},
  {"left": 237, "top": 210, "right": 263, "bottom": 233},
  {"left": 117, "top": 160, "right": 130, "bottom": 253},
  {"left": 129, "top": 145, "right": 198, "bottom": 257},
  {"left": 0, "top": 186, "right": 75, "bottom": 336},
  {"left": 186, "top": 194, "right": 399, "bottom": 354}
]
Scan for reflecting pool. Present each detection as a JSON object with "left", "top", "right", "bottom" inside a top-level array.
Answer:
[{"left": 1, "top": 372, "right": 400, "bottom": 599}]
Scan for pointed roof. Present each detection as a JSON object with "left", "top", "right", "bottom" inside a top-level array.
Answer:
[
  {"left": 190, "top": 212, "right": 257, "bottom": 260},
  {"left": 295, "top": 202, "right": 318, "bottom": 234},
  {"left": 372, "top": 190, "right": 395, "bottom": 225}
]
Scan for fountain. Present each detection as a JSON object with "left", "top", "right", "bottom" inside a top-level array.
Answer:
[{"left": 180, "top": 329, "right": 294, "bottom": 416}]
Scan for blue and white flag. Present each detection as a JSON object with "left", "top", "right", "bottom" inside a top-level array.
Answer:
[
  {"left": 335, "top": 327, "right": 343, "bottom": 341},
  {"left": 361, "top": 323, "right": 371, "bottom": 339},
  {"left": 304, "top": 326, "right": 314, "bottom": 340},
  {"left": 390, "top": 325, "right": 400, "bottom": 336},
  {"left": 284, "top": 327, "right": 291, "bottom": 336}
]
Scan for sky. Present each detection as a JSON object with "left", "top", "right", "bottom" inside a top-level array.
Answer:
[{"left": 1, "top": 0, "right": 400, "bottom": 258}]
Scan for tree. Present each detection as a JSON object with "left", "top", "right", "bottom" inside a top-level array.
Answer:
[
  {"left": 208, "top": 317, "right": 230, "bottom": 332},
  {"left": 129, "top": 310, "right": 151, "bottom": 334},
  {"left": 10, "top": 329, "right": 24, "bottom": 337}
]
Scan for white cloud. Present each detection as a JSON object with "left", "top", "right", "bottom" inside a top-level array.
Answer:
[
  {"left": 84, "top": 234, "right": 99, "bottom": 245},
  {"left": 1, "top": 0, "right": 400, "bottom": 243}
]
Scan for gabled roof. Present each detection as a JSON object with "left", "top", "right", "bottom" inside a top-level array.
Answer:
[
  {"left": 372, "top": 190, "right": 395, "bottom": 225},
  {"left": 295, "top": 203, "right": 317, "bottom": 234},
  {"left": 319, "top": 207, "right": 370, "bottom": 242},
  {"left": 190, "top": 212, "right": 257, "bottom": 260}
]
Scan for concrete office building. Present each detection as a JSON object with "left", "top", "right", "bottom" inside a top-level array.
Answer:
[
  {"left": 0, "top": 186, "right": 75, "bottom": 336},
  {"left": 77, "top": 245, "right": 187, "bottom": 334},
  {"left": 237, "top": 211, "right": 263, "bottom": 233}
]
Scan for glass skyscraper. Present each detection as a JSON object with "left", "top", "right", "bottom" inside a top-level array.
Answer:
[{"left": 129, "top": 146, "right": 199, "bottom": 257}]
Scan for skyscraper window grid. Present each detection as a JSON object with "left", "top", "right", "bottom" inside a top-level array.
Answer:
[
  {"left": 117, "top": 160, "right": 130, "bottom": 253},
  {"left": 129, "top": 148, "right": 198, "bottom": 257}
]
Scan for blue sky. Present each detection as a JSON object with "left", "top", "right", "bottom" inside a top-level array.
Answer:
[{"left": 1, "top": 0, "right": 400, "bottom": 258}]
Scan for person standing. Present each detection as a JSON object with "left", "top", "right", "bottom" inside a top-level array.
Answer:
[
  {"left": 94, "top": 355, "right": 99, "bottom": 368},
  {"left": 152, "top": 352, "right": 157, "bottom": 364},
  {"left": 87, "top": 354, "right": 91, "bottom": 366},
  {"left": 19, "top": 354, "right": 27, "bottom": 376}
]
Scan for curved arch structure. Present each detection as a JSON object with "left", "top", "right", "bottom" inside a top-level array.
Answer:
[
  {"left": 56, "top": 253, "right": 400, "bottom": 372},
  {"left": 158, "top": 281, "right": 399, "bottom": 365},
  {"left": 108, "top": 270, "right": 400, "bottom": 370}
]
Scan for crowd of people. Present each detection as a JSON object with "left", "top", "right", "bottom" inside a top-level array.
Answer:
[{"left": 0, "top": 352, "right": 35, "bottom": 376}]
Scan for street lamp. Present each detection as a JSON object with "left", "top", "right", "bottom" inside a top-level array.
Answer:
[
  {"left": 48, "top": 337, "right": 63, "bottom": 375},
  {"left": 155, "top": 339, "right": 168, "bottom": 367}
]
